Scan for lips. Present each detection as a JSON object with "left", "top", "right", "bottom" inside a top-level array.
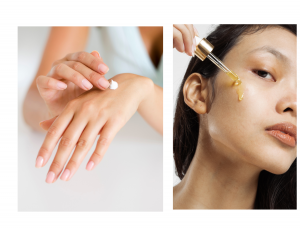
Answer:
[{"left": 265, "top": 122, "right": 297, "bottom": 147}]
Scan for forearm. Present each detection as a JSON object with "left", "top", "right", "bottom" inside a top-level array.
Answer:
[
  {"left": 23, "top": 87, "right": 49, "bottom": 132},
  {"left": 138, "top": 82, "right": 163, "bottom": 135}
]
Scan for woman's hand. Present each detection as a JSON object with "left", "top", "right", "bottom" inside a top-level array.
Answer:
[
  {"left": 173, "top": 24, "right": 199, "bottom": 56},
  {"left": 36, "top": 50, "right": 110, "bottom": 118},
  {"left": 35, "top": 73, "right": 154, "bottom": 183}
]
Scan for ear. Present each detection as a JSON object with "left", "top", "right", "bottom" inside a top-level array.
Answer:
[{"left": 183, "top": 73, "right": 209, "bottom": 114}]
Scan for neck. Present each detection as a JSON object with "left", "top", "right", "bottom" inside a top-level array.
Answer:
[{"left": 174, "top": 132, "right": 262, "bottom": 209}]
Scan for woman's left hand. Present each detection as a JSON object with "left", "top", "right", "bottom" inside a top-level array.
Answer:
[{"left": 35, "top": 73, "right": 154, "bottom": 183}]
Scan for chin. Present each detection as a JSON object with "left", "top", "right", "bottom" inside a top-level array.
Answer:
[{"left": 255, "top": 149, "right": 296, "bottom": 175}]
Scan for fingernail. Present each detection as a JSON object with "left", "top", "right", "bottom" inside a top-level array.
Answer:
[
  {"left": 92, "top": 50, "right": 101, "bottom": 58},
  {"left": 98, "top": 78, "right": 110, "bottom": 89},
  {"left": 82, "top": 79, "right": 93, "bottom": 90},
  {"left": 191, "top": 45, "right": 194, "bottom": 57},
  {"left": 35, "top": 156, "right": 43, "bottom": 168},
  {"left": 60, "top": 169, "right": 70, "bottom": 181},
  {"left": 45, "top": 171, "right": 55, "bottom": 183},
  {"left": 86, "top": 161, "right": 94, "bottom": 171},
  {"left": 193, "top": 25, "right": 199, "bottom": 37},
  {"left": 98, "top": 64, "right": 109, "bottom": 74},
  {"left": 57, "top": 82, "right": 67, "bottom": 90}
]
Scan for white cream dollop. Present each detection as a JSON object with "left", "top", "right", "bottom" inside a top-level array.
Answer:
[{"left": 109, "top": 80, "right": 118, "bottom": 90}]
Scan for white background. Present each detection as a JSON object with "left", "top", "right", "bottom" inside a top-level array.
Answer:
[{"left": 1, "top": 0, "right": 300, "bottom": 231}]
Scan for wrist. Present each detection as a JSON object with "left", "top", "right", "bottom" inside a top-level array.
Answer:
[{"left": 137, "top": 76, "right": 155, "bottom": 109}]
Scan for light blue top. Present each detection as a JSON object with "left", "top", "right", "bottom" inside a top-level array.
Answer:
[{"left": 96, "top": 27, "right": 163, "bottom": 87}]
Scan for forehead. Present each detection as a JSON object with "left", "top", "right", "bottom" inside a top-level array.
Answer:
[{"left": 227, "top": 27, "right": 296, "bottom": 62}]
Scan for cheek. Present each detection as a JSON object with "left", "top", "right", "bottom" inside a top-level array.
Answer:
[{"left": 207, "top": 76, "right": 270, "bottom": 155}]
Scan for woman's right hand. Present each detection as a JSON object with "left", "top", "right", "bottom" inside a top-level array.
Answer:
[
  {"left": 173, "top": 24, "right": 199, "bottom": 57},
  {"left": 36, "top": 50, "right": 110, "bottom": 118}
]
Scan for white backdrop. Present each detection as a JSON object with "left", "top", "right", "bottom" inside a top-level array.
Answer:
[
  {"left": 18, "top": 27, "right": 162, "bottom": 211},
  {"left": 2, "top": 1, "right": 300, "bottom": 229}
]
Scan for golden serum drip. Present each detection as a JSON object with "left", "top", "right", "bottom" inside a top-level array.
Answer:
[{"left": 194, "top": 37, "right": 244, "bottom": 101}]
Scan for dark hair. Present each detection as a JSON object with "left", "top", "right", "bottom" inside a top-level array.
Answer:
[{"left": 173, "top": 24, "right": 297, "bottom": 209}]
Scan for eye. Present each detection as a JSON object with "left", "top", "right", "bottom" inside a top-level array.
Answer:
[{"left": 253, "top": 70, "right": 275, "bottom": 81}]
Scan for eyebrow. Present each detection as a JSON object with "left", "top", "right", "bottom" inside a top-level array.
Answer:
[{"left": 247, "top": 46, "right": 290, "bottom": 64}]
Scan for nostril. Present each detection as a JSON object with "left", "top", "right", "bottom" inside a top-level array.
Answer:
[{"left": 284, "top": 107, "right": 293, "bottom": 112}]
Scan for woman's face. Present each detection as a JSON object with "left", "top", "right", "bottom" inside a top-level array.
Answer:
[{"left": 206, "top": 27, "right": 296, "bottom": 174}]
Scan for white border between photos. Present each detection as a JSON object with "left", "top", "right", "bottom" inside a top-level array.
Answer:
[{"left": 1, "top": 0, "right": 300, "bottom": 231}]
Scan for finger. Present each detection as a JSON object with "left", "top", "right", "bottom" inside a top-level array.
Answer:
[
  {"left": 36, "top": 75, "right": 67, "bottom": 90},
  {"left": 60, "top": 117, "right": 106, "bottom": 181},
  {"left": 66, "top": 51, "right": 109, "bottom": 75},
  {"left": 86, "top": 119, "right": 123, "bottom": 171},
  {"left": 185, "top": 24, "right": 195, "bottom": 40},
  {"left": 193, "top": 25, "right": 199, "bottom": 37},
  {"left": 91, "top": 50, "right": 101, "bottom": 59},
  {"left": 39, "top": 116, "right": 58, "bottom": 131},
  {"left": 173, "top": 24, "right": 194, "bottom": 56},
  {"left": 185, "top": 24, "right": 196, "bottom": 56},
  {"left": 63, "top": 61, "right": 110, "bottom": 90},
  {"left": 48, "top": 63, "right": 94, "bottom": 91},
  {"left": 46, "top": 114, "right": 89, "bottom": 184},
  {"left": 173, "top": 27, "right": 185, "bottom": 52},
  {"left": 35, "top": 106, "right": 74, "bottom": 169}
]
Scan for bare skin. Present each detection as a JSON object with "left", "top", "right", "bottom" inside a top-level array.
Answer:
[
  {"left": 174, "top": 28, "right": 296, "bottom": 209},
  {"left": 23, "top": 27, "right": 163, "bottom": 183},
  {"left": 37, "top": 74, "right": 161, "bottom": 183},
  {"left": 23, "top": 27, "right": 163, "bottom": 131},
  {"left": 173, "top": 24, "right": 198, "bottom": 56}
]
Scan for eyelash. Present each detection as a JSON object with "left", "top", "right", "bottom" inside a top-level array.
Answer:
[{"left": 253, "top": 70, "right": 275, "bottom": 82}]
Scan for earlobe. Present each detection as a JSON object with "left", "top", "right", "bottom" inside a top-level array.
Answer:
[{"left": 183, "top": 73, "right": 209, "bottom": 114}]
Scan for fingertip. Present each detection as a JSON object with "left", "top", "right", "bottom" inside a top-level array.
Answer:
[
  {"left": 98, "top": 78, "right": 110, "bottom": 89},
  {"left": 86, "top": 161, "right": 94, "bottom": 171},
  {"left": 193, "top": 25, "right": 199, "bottom": 37},
  {"left": 57, "top": 81, "right": 67, "bottom": 90},
  {"left": 60, "top": 169, "right": 71, "bottom": 181},
  {"left": 82, "top": 79, "right": 93, "bottom": 90},
  {"left": 39, "top": 121, "right": 48, "bottom": 131},
  {"left": 91, "top": 50, "right": 101, "bottom": 58}
]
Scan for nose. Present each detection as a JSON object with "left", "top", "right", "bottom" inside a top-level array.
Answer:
[{"left": 276, "top": 92, "right": 297, "bottom": 118}]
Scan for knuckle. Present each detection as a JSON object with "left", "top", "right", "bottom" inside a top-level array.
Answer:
[
  {"left": 54, "top": 63, "right": 63, "bottom": 74},
  {"left": 67, "top": 159, "right": 78, "bottom": 169},
  {"left": 47, "top": 125, "right": 58, "bottom": 136},
  {"left": 77, "top": 51, "right": 86, "bottom": 62},
  {"left": 93, "top": 151, "right": 103, "bottom": 160},
  {"left": 70, "top": 72, "right": 80, "bottom": 83},
  {"left": 97, "top": 108, "right": 108, "bottom": 118},
  {"left": 51, "top": 160, "right": 62, "bottom": 171},
  {"left": 38, "top": 146, "right": 49, "bottom": 157},
  {"left": 90, "top": 58, "right": 99, "bottom": 69},
  {"left": 77, "top": 138, "right": 88, "bottom": 149},
  {"left": 81, "top": 100, "right": 95, "bottom": 112},
  {"left": 98, "top": 137, "right": 109, "bottom": 146},
  {"left": 72, "top": 62, "right": 81, "bottom": 71},
  {"left": 66, "top": 99, "right": 77, "bottom": 110},
  {"left": 60, "top": 136, "right": 72, "bottom": 147},
  {"left": 88, "top": 71, "right": 98, "bottom": 81}
]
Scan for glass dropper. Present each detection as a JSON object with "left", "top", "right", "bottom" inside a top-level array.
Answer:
[{"left": 194, "top": 37, "right": 241, "bottom": 86}]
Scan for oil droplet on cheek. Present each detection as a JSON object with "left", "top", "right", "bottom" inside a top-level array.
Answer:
[{"left": 226, "top": 71, "right": 244, "bottom": 101}]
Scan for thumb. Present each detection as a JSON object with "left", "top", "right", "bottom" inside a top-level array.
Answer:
[
  {"left": 39, "top": 116, "right": 58, "bottom": 131},
  {"left": 91, "top": 50, "right": 101, "bottom": 59}
]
